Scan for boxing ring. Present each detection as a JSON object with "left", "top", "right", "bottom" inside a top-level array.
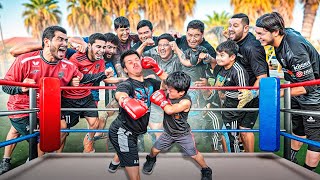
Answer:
[
  {"left": 1, "top": 153, "right": 319, "bottom": 180},
  {"left": 1, "top": 77, "right": 320, "bottom": 180}
]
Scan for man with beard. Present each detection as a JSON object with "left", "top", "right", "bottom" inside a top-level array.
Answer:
[
  {"left": 255, "top": 12, "right": 320, "bottom": 171},
  {"left": 0, "top": 26, "right": 113, "bottom": 174},
  {"left": 59, "top": 33, "right": 115, "bottom": 153},
  {"left": 227, "top": 13, "right": 269, "bottom": 152},
  {"left": 175, "top": 20, "right": 219, "bottom": 151},
  {"left": 67, "top": 16, "right": 139, "bottom": 78},
  {"left": 90, "top": 33, "right": 127, "bottom": 152}
]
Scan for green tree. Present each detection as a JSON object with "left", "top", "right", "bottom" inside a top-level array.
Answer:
[
  {"left": 0, "top": 2, "right": 5, "bottom": 49},
  {"left": 67, "top": 0, "right": 112, "bottom": 35},
  {"left": 22, "top": 0, "right": 61, "bottom": 40},
  {"left": 102, "top": 0, "right": 144, "bottom": 32},
  {"left": 203, "top": 10, "right": 231, "bottom": 29},
  {"left": 142, "top": 0, "right": 196, "bottom": 33},
  {"left": 101, "top": 0, "right": 196, "bottom": 34},
  {"left": 230, "top": 0, "right": 272, "bottom": 23},
  {"left": 271, "top": 0, "right": 295, "bottom": 26}
]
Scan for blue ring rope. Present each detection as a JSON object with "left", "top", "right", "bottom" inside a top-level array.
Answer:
[{"left": 280, "top": 132, "right": 320, "bottom": 148}]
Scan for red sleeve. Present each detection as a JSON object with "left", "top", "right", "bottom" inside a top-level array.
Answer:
[
  {"left": 100, "top": 60, "right": 106, "bottom": 72},
  {"left": 4, "top": 56, "right": 25, "bottom": 82},
  {"left": 74, "top": 68, "right": 84, "bottom": 79}
]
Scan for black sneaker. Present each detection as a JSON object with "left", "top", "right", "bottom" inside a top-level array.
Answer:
[
  {"left": 201, "top": 167, "right": 212, "bottom": 180},
  {"left": 0, "top": 160, "right": 11, "bottom": 175},
  {"left": 108, "top": 161, "right": 120, "bottom": 173},
  {"left": 142, "top": 155, "right": 156, "bottom": 175}
]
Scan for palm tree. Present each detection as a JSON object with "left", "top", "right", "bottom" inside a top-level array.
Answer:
[
  {"left": 203, "top": 11, "right": 231, "bottom": 30},
  {"left": 0, "top": 2, "right": 5, "bottom": 49},
  {"left": 67, "top": 0, "right": 112, "bottom": 35},
  {"left": 271, "top": 0, "right": 295, "bottom": 27},
  {"left": 142, "top": 0, "right": 196, "bottom": 33},
  {"left": 230, "top": 0, "right": 272, "bottom": 23},
  {"left": 22, "top": 0, "right": 61, "bottom": 40},
  {"left": 203, "top": 10, "right": 231, "bottom": 45},
  {"left": 102, "top": 0, "right": 143, "bottom": 32},
  {"left": 101, "top": 0, "right": 195, "bottom": 33},
  {"left": 300, "top": 0, "right": 319, "bottom": 39}
]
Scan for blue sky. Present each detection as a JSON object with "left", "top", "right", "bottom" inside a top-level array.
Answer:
[{"left": 1, "top": 0, "right": 319, "bottom": 40}]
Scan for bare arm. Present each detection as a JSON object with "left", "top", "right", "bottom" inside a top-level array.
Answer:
[
  {"left": 136, "top": 38, "right": 155, "bottom": 56},
  {"left": 163, "top": 99, "right": 191, "bottom": 115},
  {"left": 253, "top": 74, "right": 268, "bottom": 87},
  {"left": 169, "top": 41, "right": 192, "bottom": 67},
  {"left": 9, "top": 41, "right": 42, "bottom": 57},
  {"left": 280, "top": 86, "right": 307, "bottom": 97},
  {"left": 69, "top": 36, "right": 87, "bottom": 46},
  {"left": 69, "top": 36, "right": 87, "bottom": 53},
  {"left": 158, "top": 71, "right": 168, "bottom": 81},
  {"left": 103, "top": 77, "right": 127, "bottom": 84},
  {"left": 114, "top": 64, "right": 127, "bottom": 78},
  {"left": 115, "top": 91, "right": 129, "bottom": 103}
]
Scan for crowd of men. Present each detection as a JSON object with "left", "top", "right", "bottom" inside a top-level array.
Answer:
[{"left": 0, "top": 11, "right": 319, "bottom": 179}]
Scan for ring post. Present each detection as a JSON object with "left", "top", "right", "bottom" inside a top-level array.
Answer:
[
  {"left": 29, "top": 88, "right": 38, "bottom": 160},
  {"left": 39, "top": 77, "right": 61, "bottom": 152},
  {"left": 259, "top": 77, "right": 280, "bottom": 151},
  {"left": 283, "top": 83, "right": 292, "bottom": 160}
]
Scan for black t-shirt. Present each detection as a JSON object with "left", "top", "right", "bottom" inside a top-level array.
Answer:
[
  {"left": 275, "top": 28, "right": 320, "bottom": 104},
  {"left": 236, "top": 32, "right": 269, "bottom": 86},
  {"left": 215, "top": 61, "right": 249, "bottom": 100},
  {"left": 115, "top": 78, "right": 161, "bottom": 135},
  {"left": 131, "top": 36, "right": 158, "bottom": 52},
  {"left": 163, "top": 94, "right": 191, "bottom": 137},
  {"left": 176, "top": 36, "right": 216, "bottom": 82}
]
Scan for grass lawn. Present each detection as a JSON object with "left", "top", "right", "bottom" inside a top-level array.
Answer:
[{"left": 0, "top": 91, "right": 319, "bottom": 174}]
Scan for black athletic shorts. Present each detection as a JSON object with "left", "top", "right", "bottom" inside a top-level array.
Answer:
[
  {"left": 109, "top": 119, "right": 140, "bottom": 167},
  {"left": 240, "top": 97, "right": 259, "bottom": 129},
  {"left": 222, "top": 98, "right": 246, "bottom": 124},
  {"left": 61, "top": 94, "right": 98, "bottom": 128},
  {"left": 291, "top": 97, "right": 320, "bottom": 152}
]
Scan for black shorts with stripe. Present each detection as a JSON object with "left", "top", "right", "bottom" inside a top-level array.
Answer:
[
  {"left": 108, "top": 118, "right": 140, "bottom": 167},
  {"left": 291, "top": 97, "right": 320, "bottom": 152}
]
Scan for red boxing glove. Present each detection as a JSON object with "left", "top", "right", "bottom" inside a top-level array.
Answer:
[
  {"left": 141, "top": 56, "right": 164, "bottom": 76},
  {"left": 120, "top": 97, "right": 148, "bottom": 120},
  {"left": 150, "top": 90, "right": 170, "bottom": 109}
]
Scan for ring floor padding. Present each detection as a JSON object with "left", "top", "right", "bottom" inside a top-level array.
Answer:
[{"left": 0, "top": 153, "right": 319, "bottom": 180}]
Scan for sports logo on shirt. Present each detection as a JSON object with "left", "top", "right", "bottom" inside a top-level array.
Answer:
[
  {"left": 32, "top": 61, "right": 39, "bottom": 66},
  {"left": 292, "top": 61, "right": 311, "bottom": 71},
  {"left": 95, "top": 64, "right": 100, "bottom": 69},
  {"left": 58, "top": 72, "right": 64, "bottom": 78},
  {"left": 134, "top": 85, "right": 153, "bottom": 107},
  {"left": 306, "top": 116, "right": 315, "bottom": 123},
  {"left": 174, "top": 113, "right": 181, "bottom": 120},
  {"left": 61, "top": 64, "right": 67, "bottom": 69},
  {"left": 296, "top": 71, "right": 303, "bottom": 78},
  {"left": 31, "top": 69, "right": 40, "bottom": 74}
]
